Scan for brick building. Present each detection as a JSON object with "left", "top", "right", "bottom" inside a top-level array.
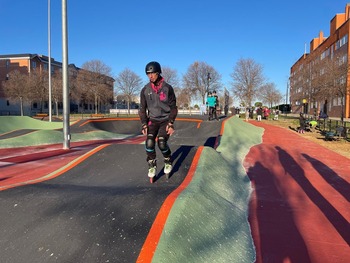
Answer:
[
  {"left": 0, "top": 53, "right": 114, "bottom": 116},
  {"left": 290, "top": 4, "right": 350, "bottom": 119}
]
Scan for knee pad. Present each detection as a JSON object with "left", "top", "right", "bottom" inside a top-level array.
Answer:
[
  {"left": 145, "top": 134, "right": 155, "bottom": 153},
  {"left": 158, "top": 137, "right": 169, "bottom": 153}
]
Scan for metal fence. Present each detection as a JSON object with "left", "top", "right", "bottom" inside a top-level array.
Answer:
[{"left": 317, "top": 118, "right": 349, "bottom": 140}]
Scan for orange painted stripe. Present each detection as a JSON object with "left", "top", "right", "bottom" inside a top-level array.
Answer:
[
  {"left": 213, "top": 116, "right": 230, "bottom": 149},
  {"left": 176, "top": 117, "right": 203, "bottom": 123},
  {"left": 70, "top": 119, "right": 81, "bottom": 126},
  {"left": 136, "top": 146, "right": 204, "bottom": 263},
  {"left": 219, "top": 117, "right": 228, "bottom": 136},
  {"left": 0, "top": 144, "right": 110, "bottom": 191},
  {"left": 79, "top": 117, "right": 203, "bottom": 127},
  {"left": 79, "top": 117, "right": 140, "bottom": 127}
]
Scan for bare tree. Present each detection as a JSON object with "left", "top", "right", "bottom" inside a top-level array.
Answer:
[
  {"left": 98, "top": 84, "right": 114, "bottom": 113},
  {"left": 317, "top": 52, "right": 349, "bottom": 122},
  {"left": 82, "top": 60, "right": 112, "bottom": 77},
  {"left": 77, "top": 60, "right": 113, "bottom": 114},
  {"left": 114, "top": 68, "right": 143, "bottom": 113},
  {"left": 161, "top": 66, "right": 180, "bottom": 88},
  {"left": 230, "top": 58, "right": 265, "bottom": 107},
  {"left": 2, "top": 70, "right": 29, "bottom": 116},
  {"left": 182, "top": 61, "right": 221, "bottom": 104},
  {"left": 259, "top": 82, "right": 283, "bottom": 108},
  {"left": 293, "top": 59, "right": 323, "bottom": 114},
  {"left": 51, "top": 71, "right": 63, "bottom": 116},
  {"left": 27, "top": 68, "right": 48, "bottom": 113},
  {"left": 176, "top": 87, "right": 192, "bottom": 110}
]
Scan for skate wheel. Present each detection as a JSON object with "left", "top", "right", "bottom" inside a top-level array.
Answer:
[
  {"left": 150, "top": 176, "right": 155, "bottom": 184},
  {"left": 165, "top": 173, "right": 170, "bottom": 179}
]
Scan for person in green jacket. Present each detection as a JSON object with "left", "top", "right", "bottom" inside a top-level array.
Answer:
[{"left": 206, "top": 91, "right": 216, "bottom": 121}]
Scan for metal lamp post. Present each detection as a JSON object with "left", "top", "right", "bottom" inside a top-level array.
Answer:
[
  {"left": 48, "top": 0, "right": 52, "bottom": 122},
  {"left": 62, "top": 0, "right": 70, "bottom": 149},
  {"left": 302, "top": 98, "right": 307, "bottom": 114},
  {"left": 207, "top": 72, "right": 211, "bottom": 93}
]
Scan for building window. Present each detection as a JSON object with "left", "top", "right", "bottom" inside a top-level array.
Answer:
[
  {"left": 339, "top": 54, "right": 347, "bottom": 65},
  {"left": 340, "top": 34, "right": 348, "bottom": 46},
  {"left": 330, "top": 44, "right": 334, "bottom": 58},
  {"left": 320, "top": 68, "right": 325, "bottom": 75},
  {"left": 336, "top": 34, "right": 348, "bottom": 50},
  {"left": 6, "top": 60, "right": 10, "bottom": 69},
  {"left": 340, "top": 75, "right": 346, "bottom": 85},
  {"left": 32, "top": 61, "right": 37, "bottom": 69}
]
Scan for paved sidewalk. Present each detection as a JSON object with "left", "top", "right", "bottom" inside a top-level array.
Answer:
[{"left": 244, "top": 121, "right": 350, "bottom": 263}]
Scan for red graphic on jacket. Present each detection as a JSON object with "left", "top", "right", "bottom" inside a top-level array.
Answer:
[
  {"left": 159, "top": 91, "right": 166, "bottom": 101},
  {"left": 151, "top": 78, "right": 166, "bottom": 101}
]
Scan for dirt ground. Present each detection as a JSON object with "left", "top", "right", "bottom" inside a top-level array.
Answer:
[{"left": 260, "top": 117, "right": 350, "bottom": 160}]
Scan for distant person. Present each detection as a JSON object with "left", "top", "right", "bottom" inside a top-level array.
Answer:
[
  {"left": 309, "top": 120, "right": 317, "bottom": 128},
  {"left": 139, "top": 61, "right": 178, "bottom": 183},
  {"left": 274, "top": 109, "right": 279, "bottom": 120},
  {"left": 212, "top": 90, "right": 219, "bottom": 121},
  {"left": 200, "top": 104, "right": 206, "bottom": 115},
  {"left": 298, "top": 112, "right": 306, "bottom": 133},
  {"left": 249, "top": 107, "right": 254, "bottom": 119},
  {"left": 256, "top": 107, "right": 262, "bottom": 121},
  {"left": 245, "top": 108, "right": 250, "bottom": 121},
  {"left": 224, "top": 105, "right": 229, "bottom": 116},
  {"left": 263, "top": 107, "right": 270, "bottom": 119},
  {"left": 319, "top": 111, "right": 328, "bottom": 119},
  {"left": 206, "top": 91, "right": 216, "bottom": 121}
]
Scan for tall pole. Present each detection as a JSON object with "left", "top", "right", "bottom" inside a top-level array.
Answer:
[
  {"left": 204, "top": 72, "right": 211, "bottom": 106},
  {"left": 48, "top": 0, "right": 52, "bottom": 122},
  {"left": 207, "top": 72, "right": 211, "bottom": 93},
  {"left": 286, "top": 80, "right": 289, "bottom": 105},
  {"left": 62, "top": 0, "right": 70, "bottom": 149}
]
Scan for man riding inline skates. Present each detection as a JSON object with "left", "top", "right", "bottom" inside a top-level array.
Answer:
[{"left": 139, "top": 61, "right": 178, "bottom": 183}]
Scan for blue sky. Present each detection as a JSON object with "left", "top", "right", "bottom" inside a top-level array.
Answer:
[{"left": 1, "top": 0, "right": 349, "bottom": 103}]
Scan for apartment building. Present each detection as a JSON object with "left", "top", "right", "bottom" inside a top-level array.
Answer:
[
  {"left": 0, "top": 53, "right": 114, "bottom": 116},
  {"left": 290, "top": 4, "right": 350, "bottom": 119}
]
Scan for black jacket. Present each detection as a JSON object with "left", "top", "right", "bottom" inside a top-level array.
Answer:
[{"left": 139, "top": 80, "right": 177, "bottom": 125}]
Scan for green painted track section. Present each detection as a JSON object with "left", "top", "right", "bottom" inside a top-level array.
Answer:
[
  {"left": 152, "top": 117, "right": 264, "bottom": 263},
  {"left": 0, "top": 116, "right": 125, "bottom": 148}
]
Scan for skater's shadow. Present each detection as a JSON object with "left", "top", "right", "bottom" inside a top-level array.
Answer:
[
  {"left": 302, "top": 153, "right": 350, "bottom": 202},
  {"left": 204, "top": 136, "right": 217, "bottom": 148},
  {"left": 158, "top": 145, "right": 193, "bottom": 179}
]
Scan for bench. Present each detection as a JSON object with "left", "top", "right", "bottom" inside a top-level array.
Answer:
[
  {"left": 90, "top": 114, "right": 105, "bottom": 118},
  {"left": 324, "top": 127, "right": 345, "bottom": 141},
  {"left": 33, "top": 113, "right": 48, "bottom": 120}
]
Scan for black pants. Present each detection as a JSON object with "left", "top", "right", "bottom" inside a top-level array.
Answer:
[
  {"left": 209, "top": 106, "right": 217, "bottom": 120},
  {"left": 145, "top": 119, "right": 171, "bottom": 161}
]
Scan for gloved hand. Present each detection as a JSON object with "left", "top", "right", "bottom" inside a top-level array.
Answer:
[
  {"left": 166, "top": 123, "right": 175, "bottom": 136},
  {"left": 141, "top": 124, "right": 148, "bottom": 135}
]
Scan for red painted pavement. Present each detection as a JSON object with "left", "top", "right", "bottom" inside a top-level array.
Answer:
[
  {"left": 244, "top": 121, "right": 350, "bottom": 263},
  {"left": 0, "top": 136, "right": 145, "bottom": 190}
]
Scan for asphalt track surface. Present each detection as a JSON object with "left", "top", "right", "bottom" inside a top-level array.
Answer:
[
  {"left": 0, "top": 116, "right": 224, "bottom": 263},
  {"left": 1, "top": 116, "right": 350, "bottom": 263}
]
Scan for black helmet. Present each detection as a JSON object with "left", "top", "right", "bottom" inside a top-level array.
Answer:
[{"left": 145, "top": 61, "right": 162, "bottom": 74}]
